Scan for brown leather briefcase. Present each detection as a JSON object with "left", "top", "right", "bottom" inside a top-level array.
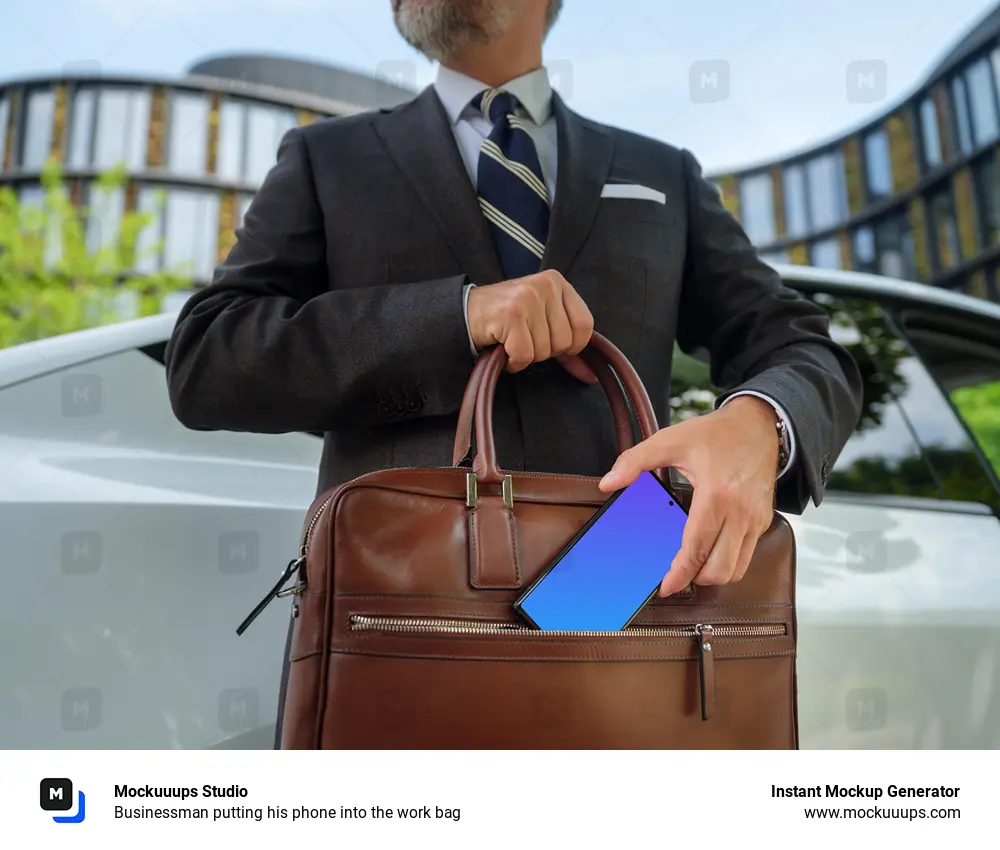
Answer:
[{"left": 243, "top": 332, "right": 799, "bottom": 749}]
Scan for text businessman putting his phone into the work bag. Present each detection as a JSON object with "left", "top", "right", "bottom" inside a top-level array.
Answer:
[{"left": 239, "top": 332, "right": 799, "bottom": 749}]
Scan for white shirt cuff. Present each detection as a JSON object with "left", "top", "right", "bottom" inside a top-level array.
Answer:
[
  {"left": 720, "top": 390, "right": 797, "bottom": 479},
  {"left": 462, "top": 283, "right": 479, "bottom": 360}
]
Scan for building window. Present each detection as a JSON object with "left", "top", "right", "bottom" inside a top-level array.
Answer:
[
  {"left": 161, "top": 290, "right": 194, "bottom": 313},
  {"left": 990, "top": 266, "right": 1000, "bottom": 302},
  {"left": 217, "top": 100, "right": 246, "bottom": 182},
  {"left": 919, "top": 96, "right": 943, "bottom": 168},
  {"left": 973, "top": 155, "right": 1000, "bottom": 246},
  {"left": 19, "top": 184, "right": 63, "bottom": 267},
  {"left": 167, "top": 91, "right": 210, "bottom": 177},
  {"left": 136, "top": 187, "right": 220, "bottom": 280},
  {"left": 972, "top": 151, "right": 1000, "bottom": 245},
  {"left": 94, "top": 88, "right": 150, "bottom": 170},
  {"left": 874, "top": 214, "right": 916, "bottom": 280},
  {"left": 134, "top": 186, "right": 165, "bottom": 275},
  {"left": 852, "top": 226, "right": 877, "bottom": 273},
  {"left": 782, "top": 164, "right": 809, "bottom": 237},
  {"left": 245, "top": 104, "right": 296, "bottom": 185},
  {"left": 19, "top": 184, "right": 44, "bottom": 208},
  {"left": 111, "top": 290, "right": 140, "bottom": 320},
  {"left": 810, "top": 237, "right": 842, "bottom": 269},
  {"left": 738, "top": 172, "right": 776, "bottom": 244},
  {"left": 758, "top": 249, "right": 788, "bottom": 266},
  {"left": 67, "top": 88, "right": 97, "bottom": 169},
  {"left": 964, "top": 58, "right": 999, "bottom": 147},
  {"left": 86, "top": 184, "right": 125, "bottom": 254},
  {"left": 22, "top": 88, "right": 55, "bottom": 170},
  {"left": 951, "top": 75, "right": 974, "bottom": 155},
  {"left": 928, "top": 187, "right": 961, "bottom": 271},
  {"left": 165, "top": 190, "right": 220, "bottom": 279},
  {"left": 0, "top": 93, "right": 10, "bottom": 171},
  {"left": 237, "top": 193, "right": 254, "bottom": 227},
  {"left": 863, "top": 128, "right": 893, "bottom": 198},
  {"left": 805, "top": 151, "right": 848, "bottom": 231}
]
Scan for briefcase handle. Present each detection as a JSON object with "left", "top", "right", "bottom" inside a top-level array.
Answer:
[
  {"left": 470, "top": 332, "right": 661, "bottom": 486},
  {"left": 451, "top": 348, "right": 635, "bottom": 466}
]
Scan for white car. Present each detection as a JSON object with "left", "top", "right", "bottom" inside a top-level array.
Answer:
[{"left": 2, "top": 265, "right": 999, "bottom": 749}]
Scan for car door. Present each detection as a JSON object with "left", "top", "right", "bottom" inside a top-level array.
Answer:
[
  {"left": 669, "top": 289, "right": 1000, "bottom": 749},
  {"left": 0, "top": 335, "right": 322, "bottom": 749}
]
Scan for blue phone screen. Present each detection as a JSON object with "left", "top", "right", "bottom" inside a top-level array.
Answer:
[{"left": 516, "top": 471, "right": 688, "bottom": 631}]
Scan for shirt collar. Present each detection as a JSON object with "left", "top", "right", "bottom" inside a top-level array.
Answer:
[{"left": 434, "top": 65, "right": 553, "bottom": 126}]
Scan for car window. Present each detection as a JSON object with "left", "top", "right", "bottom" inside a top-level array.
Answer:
[
  {"left": 952, "top": 381, "right": 1000, "bottom": 474},
  {"left": 896, "top": 314, "right": 1000, "bottom": 485},
  {"left": 668, "top": 293, "right": 1000, "bottom": 511}
]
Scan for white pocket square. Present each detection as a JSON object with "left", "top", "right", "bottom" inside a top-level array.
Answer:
[{"left": 600, "top": 183, "right": 666, "bottom": 204}]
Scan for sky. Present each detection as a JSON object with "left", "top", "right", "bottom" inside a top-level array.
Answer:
[{"left": 2, "top": 0, "right": 999, "bottom": 173}]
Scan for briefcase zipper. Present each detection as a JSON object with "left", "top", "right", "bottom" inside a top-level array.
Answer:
[
  {"left": 349, "top": 615, "right": 785, "bottom": 722},
  {"left": 348, "top": 614, "right": 784, "bottom": 639}
]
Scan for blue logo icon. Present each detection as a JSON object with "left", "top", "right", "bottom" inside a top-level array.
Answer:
[{"left": 40, "top": 778, "right": 86, "bottom": 823}]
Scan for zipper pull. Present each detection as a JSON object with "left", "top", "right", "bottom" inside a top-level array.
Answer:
[
  {"left": 695, "top": 624, "right": 716, "bottom": 721},
  {"left": 236, "top": 556, "right": 305, "bottom": 636}
]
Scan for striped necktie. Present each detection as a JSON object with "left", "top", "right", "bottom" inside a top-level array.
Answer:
[{"left": 473, "top": 88, "right": 550, "bottom": 280}]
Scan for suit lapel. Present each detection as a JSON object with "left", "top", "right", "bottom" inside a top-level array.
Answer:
[
  {"left": 373, "top": 87, "right": 503, "bottom": 285},
  {"left": 542, "top": 93, "right": 615, "bottom": 277}
]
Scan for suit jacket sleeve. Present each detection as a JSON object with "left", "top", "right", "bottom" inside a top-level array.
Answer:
[
  {"left": 675, "top": 148, "right": 863, "bottom": 512},
  {"left": 164, "top": 126, "right": 476, "bottom": 434}
]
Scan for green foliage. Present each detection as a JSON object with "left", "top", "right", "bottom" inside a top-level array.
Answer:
[
  {"left": 668, "top": 345, "right": 716, "bottom": 421},
  {"left": 950, "top": 380, "right": 1000, "bottom": 478},
  {"left": 667, "top": 297, "right": 911, "bottom": 431},
  {"left": 0, "top": 160, "right": 189, "bottom": 347},
  {"left": 827, "top": 447, "right": 1000, "bottom": 509}
]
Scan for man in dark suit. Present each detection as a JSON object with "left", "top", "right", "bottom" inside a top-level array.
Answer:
[{"left": 165, "top": 0, "right": 862, "bottom": 596}]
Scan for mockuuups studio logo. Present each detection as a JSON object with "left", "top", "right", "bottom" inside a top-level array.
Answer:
[{"left": 40, "top": 778, "right": 87, "bottom": 823}]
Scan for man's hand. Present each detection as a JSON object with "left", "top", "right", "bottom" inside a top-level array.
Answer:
[
  {"left": 598, "top": 396, "right": 781, "bottom": 596},
  {"left": 467, "top": 271, "right": 597, "bottom": 383}
]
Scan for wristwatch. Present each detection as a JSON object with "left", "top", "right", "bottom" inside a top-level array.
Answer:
[{"left": 775, "top": 417, "right": 790, "bottom": 472}]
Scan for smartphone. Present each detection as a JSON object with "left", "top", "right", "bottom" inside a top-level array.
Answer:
[{"left": 513, "top": 470, "right": 688, "bottom": 631}]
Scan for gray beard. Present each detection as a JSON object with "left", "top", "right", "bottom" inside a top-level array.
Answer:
[{"left": 394, "top": 0, "right": 516, "bottom": 62}]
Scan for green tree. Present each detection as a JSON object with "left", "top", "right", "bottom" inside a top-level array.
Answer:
[
  {"left": 0, "top": 160, "right": 189, "bottom": 348},
  {"left": 950, "top": 380, "right": 1000, "bottom": 479}
]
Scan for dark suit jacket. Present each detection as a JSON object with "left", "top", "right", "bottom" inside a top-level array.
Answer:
[{"left": 164, "top": 87, "right": 862, "bottom": 513}]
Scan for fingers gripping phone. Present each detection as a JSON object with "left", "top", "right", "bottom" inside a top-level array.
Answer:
[{"left": 514, "top": 471, "right": 689, "bottom": 631}]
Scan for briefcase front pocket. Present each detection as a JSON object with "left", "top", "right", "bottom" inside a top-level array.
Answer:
[{"left": 317, "top": 613, "right": 795, "bottom": 749}]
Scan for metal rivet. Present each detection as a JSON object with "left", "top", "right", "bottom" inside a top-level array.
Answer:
[{"left": 703, "top": 642, "right": 712, "bottom": 651}]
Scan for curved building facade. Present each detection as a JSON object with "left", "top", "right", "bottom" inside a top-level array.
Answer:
[
  {"left": 0, "top": 54, "right": 414, "bottom": 310},
  {"left": 708, "top": 4, "right": 1000, "bottom": 304}
]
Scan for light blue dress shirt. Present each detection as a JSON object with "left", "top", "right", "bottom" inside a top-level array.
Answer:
[{"left": 432, "top": 66, "right": 796, "bottom": 476}]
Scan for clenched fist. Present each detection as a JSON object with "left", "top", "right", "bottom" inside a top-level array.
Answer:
[{"left": 466, "top": 270, "right": 597, "bottom": 383}]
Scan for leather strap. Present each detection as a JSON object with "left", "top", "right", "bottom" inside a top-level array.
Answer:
[
  {"left": 473, "top": 333, "right": 661, "bottom": 485},
  {"left": 462, "top": 333, "right": 669, "bottom": 591},
  {"left": 467, "top": 494, "right": 522, "bottom": 589},
  {"left": 452, "top": 354, "right": 492, "bottom": 466},
  {"left": 452, "top": 355, "right": 634, "bottom": 466}
]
